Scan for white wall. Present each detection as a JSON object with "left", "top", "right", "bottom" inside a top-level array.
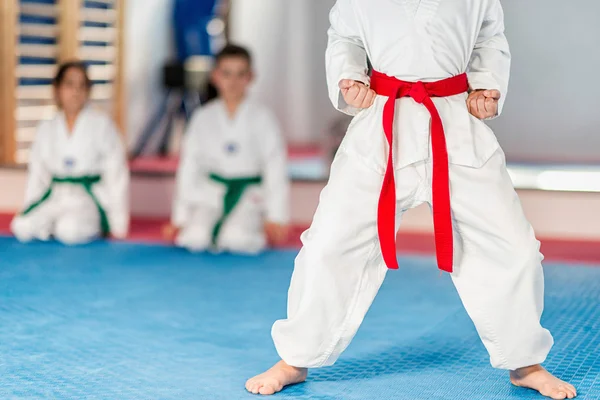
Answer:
[
  {"left": 489, "top": 0, "right": 600, "bottom": 164},
  {"left": 125, "top": 0, "right": 174, "bottom": 148}
]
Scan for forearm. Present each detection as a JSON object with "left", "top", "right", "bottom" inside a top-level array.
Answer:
[
  {"left": 326, "top": 2, "right": 369, "bottom": 115},
  {"left": 467, "top": 2, "right": 511, "bottom": 116}
]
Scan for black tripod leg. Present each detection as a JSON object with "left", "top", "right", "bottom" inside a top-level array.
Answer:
[{"left": 131, "top": 90, "right": 171, "bottom": 159}]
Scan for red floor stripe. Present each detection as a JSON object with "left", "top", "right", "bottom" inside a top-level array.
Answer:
[
  {"left": 1, "top": 213, "right": 599, "bottom": 264},
  {"left": 0, "top": 213, "right": 12, "bottom": 233}
]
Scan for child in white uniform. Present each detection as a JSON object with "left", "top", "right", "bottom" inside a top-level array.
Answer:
[
  {"left": 11, "top": 61, "right": 129, "bottom": 245},
  {"left": 246, "top": 1, "right": 576, "bottom": 398},
  {"left": 166, "top": 45, "right": 290, "bottom": 254}
]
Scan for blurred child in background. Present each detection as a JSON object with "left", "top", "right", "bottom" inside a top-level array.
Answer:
[
  {"left": 166, "top": 45, "right": 290, "bottom": 254},
  {"left": 11, "top": 61, "right": 130, "bottom": 245}
]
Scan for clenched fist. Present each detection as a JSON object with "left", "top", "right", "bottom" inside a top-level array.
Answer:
[
  {"left": 467, "top": 89, "right": 501, "bottom": 120},
  {"left": 339, "top": 79, "right": 377, "bottom": 109}
]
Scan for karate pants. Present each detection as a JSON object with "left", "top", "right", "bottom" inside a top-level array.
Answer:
[
  {"left": 176, "top": 198, "right": 267, "bottom": 255},
  {"left": 272, "top": 146, "right": 554, "bottom": 371},
  {"left": 11, "top": 187, "right": 101, "bottom": 245}
]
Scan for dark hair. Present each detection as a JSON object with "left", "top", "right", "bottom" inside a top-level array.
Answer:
[
  {"left": 215, "top": 44, "right": 252, "bottom": 67},
  {"left": 53, "top": 61, "right": 93, "bottom": 89}
]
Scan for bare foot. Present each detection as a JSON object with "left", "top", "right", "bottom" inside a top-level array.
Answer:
[
  {"left": 245, "top": 360, "right": 308, "bottom": 395},
  {"left": 510, "top": 365, "right": 577, "bottom": 399}
]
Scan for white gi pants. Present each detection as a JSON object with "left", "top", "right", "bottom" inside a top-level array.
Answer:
[
  {"left": 272, "top": 146, "right": 554, "bottom": 371},
  {"left": 175, "top": 199, "right": 267, "bottom": 255},
  {"left": 11, "top": 186, "right": 101, "bottom": 245}
]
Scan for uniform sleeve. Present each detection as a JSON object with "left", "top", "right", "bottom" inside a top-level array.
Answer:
[
  {"left": 260, "top": 110, "right": 290, "bottom": 224},
  {"left": 171, "top": 111, "right": 205, "bottom": 227},
  {"left": 467, "top": 0, "right": 511, "bottom": 117},
  {"left": 101, "top": 120, "right": 130, "bottom": 238},
  {"left": 326, "top": 0, "right": 370, "bottom": 116},
  {"left": 22, "top": 124, "right": 52, "bottom": 208}
]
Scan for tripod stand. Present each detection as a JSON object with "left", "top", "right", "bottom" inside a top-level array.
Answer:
[
  {"left": 130, "top": 86, "right": 202, "bottom": 159},
  {"left": 130, "top": 58, "right": 215, "bottom": 159}
]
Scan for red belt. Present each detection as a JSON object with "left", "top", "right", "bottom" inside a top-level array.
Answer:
[{"left": 370, "top": 71, "right": 469, "bottom": 273}]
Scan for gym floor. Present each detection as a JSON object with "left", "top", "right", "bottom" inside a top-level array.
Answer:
[{"left": 0, "top": 237, "right": 598, "bottom": 399}]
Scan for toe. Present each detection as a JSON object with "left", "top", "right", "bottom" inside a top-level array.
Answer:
[
  {"left": 552, "top": 391, "right": 567, "bottom": 400},
  {"left": 252, "top": 385, "right": 262, "bottom": 395},
  {"left": 248, "top": 382, "right": 260, "bottom": 394},
  {"left": 259, "top": 384, "right": 276, "bottom": 395},
  {"left": 559, "top": 384, "right": 576, "bottom": 398},
  {"left": 245, "top": 380, "right": 257, "bottom": 393}
]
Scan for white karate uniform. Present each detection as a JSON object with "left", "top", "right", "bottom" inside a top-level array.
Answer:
[
  {"left": 172, "top": 98, "right": 290, "bottom": 254},
  {"left": 11, "top": 106, "right": 129, "bottom": 245},
  {"left": 272, "top": 0, "right": 554, "bottom": 371}
]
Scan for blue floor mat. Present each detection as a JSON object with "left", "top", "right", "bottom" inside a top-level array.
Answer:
[{"left": 0, "top": 237, "right": 598, "bottom": 399}]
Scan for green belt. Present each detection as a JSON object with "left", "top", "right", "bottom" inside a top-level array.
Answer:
[
  {"left": 209, "top": 173, "right": 262, "bottom": 247},
  {"left": 21, "top": 175, "right": 110, "bottom": 236}
]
